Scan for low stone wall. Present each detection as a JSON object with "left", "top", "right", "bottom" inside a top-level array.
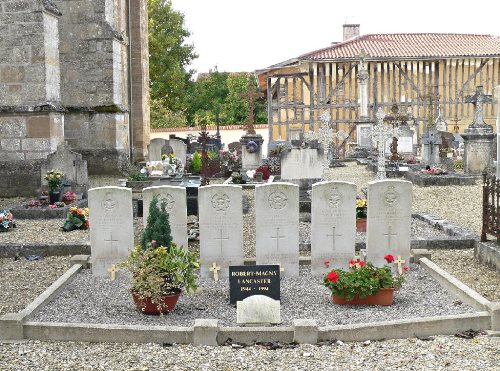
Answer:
[
  {"left": 475, "top": 241, "right": 500, "bottom": 272},
  {"left": 0, "top": 160, "right": 44, "bottom": 197},
  {"left": 405, "top": 171, "right": 478, "bottom": 186}
]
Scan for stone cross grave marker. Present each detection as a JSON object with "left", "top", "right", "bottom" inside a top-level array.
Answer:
[
  {"left": 311, "top": 181, "right": 356, "bottom": 275},
  {"left": 143, "top": 186, "right": 188, "bottom": 249},
  {"left": 366, "top": 180, "right": 412, "bottom": 267},
  {"left": 199, "top": 185, "right": 244, "bottom": 279},
  {"left": 255, "top": 183, "right": 299, "bottom": 277},
  {"left": 466, "top": 85, "right": 493, "bottom": 129},
  {"left": 89, "top": 187, "right": 134, "bottom": 277},
  {"left": 371, "top": 108, "right": 393, "bottom": 180}
]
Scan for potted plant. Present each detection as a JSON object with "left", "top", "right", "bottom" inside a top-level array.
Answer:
[
  {"left": 122, "top": 195, "right": 199, "bottom": 314},
  {"left": 323, "top": 254, "right": 407, "bottom": 306},
  {"left": 355, "top": 197, "right": 367, "bottom": 232},
  {"left": 45, "top": 169, "right": 64, "bottom": 204}
]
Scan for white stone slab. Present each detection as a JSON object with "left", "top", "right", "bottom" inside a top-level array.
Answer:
[
  {"left": 366, "top": 180, "right": 412, "bottom": 268},
  {"left": 142, "top": 186, "right": 188, "bottom": 249},
  {"left": 148, "top": 138, "right": 169, "bottom": 161},
  {"left": 199, "top": 185, "right": 244, "bottom": 279},
  {"left": 255, "top": 183, "right": 299, "bottom": 277},
  {"left": 281, "top": 148, "right": 323, "bottom": 180},
  {"left": 169, "top": 139, "right": 187, "bottom": 165},
  {"left": 311, "top": 181, "right": 356, "bottom": 275},
  {"left": 89, "top": 187, "right": 134, "bottom": 277},
  {"left": 236, "top": 295, "right": 281, "bottom": 325}
]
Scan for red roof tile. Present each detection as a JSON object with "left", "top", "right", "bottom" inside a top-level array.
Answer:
[{"left": 300, "top": 34, "right": 500, "bottom": 60}]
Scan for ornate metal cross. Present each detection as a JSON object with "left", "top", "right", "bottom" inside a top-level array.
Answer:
[
  {"left": 383, "top": 103, "right": 413, "bottom": 161},
  {"left": 240, "top": 79, "right": 264, "bottom": 135},
  {"left": 371, "top": 108, "right": 393, "bottom": 179},
  {"left": 466, "top": 85, "right": 493, "bottom": 128},
  {"left": 209, "top": 261, "right": 221, "bottom": 281}
]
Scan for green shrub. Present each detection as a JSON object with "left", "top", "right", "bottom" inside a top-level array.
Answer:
[
  {"left": 191, "top": 152, "right": 202, "bottom": 174},
  {"left": 141, "top": 195, "right": 172, "bottom": 250}
]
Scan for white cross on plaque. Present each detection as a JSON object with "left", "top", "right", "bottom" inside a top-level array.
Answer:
[
  {"left": 107, "top": 264, "right": 119, "bottom": 281},
  {"left": 394, "top": 255, "right": 406, "bottom": 275},
  {"left": 271, "top": 227, "right": 285, "bottom": 251},
  {"left": 209, "top": 261, "right": 221, "bottom": 281}
]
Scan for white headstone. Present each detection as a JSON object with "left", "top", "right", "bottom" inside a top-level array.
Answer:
[
  {"left": 169, "top": 139, "right": 187, "bottom": 166},
  {"left": 236, "top": 295, "right": 281, "bottom": 325},
  {"left": 366, "top": 180, "right": 412, "bottom": 268},
  {"left": 255, "top": 183, "right": 299, "bottom": 277},
  {"left": 148, "top": 138, "right": 170, "bottom": 162},
  {"left": 199, "top": 185, "right": 244, "bottom": 279},
  {"left": 281, "top": 148, "right": 323, "bottom": 180},
  {"left": 311, "top": 181, "right": 356, "bottom": 275},
  {"left": 89, "top": 187, "right": 134, "bottom": 277},
  {"left": 142, "top": 186, "right": 188, "bottom": 249}
]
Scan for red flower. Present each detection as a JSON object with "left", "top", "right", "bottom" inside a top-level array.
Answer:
[
  {"left": 326, "top": 271, "right": 339, "bottom": 283},
  {"left": 324, "top": 260, "right": 330, "bottom": 268},
  {"left": 403, "top": 266, "right": 409, "bottom": 271},
  {"left": 384, "top": 254, "right": 395, "bottom": 263},
  {"left": 359, "top": 260, "right": 366, "bottom": 267},
  {"left": 349, "top": 259, "right": 356, "bottom": 265}
]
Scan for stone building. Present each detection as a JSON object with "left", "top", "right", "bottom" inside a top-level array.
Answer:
[
  {"left": 0, "top": 0, "right": 149, "bottom": 195},
  {"left": 256, "top": 24, "right": 500, "bottom": 150}
]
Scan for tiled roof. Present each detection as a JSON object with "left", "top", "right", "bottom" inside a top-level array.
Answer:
[{"left": 300, "top": 34, "right": 500, "bottom": 60}]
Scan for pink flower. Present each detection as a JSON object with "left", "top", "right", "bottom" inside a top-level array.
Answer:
[
  {"left": 403, "top": 266, "right": 409, "bottom": 271},
  {"left": 151, "top": 240, "right": 157, "bottom": 245},
  {"left": 324, "top": 260, "right": 330, "bottom": 268}
]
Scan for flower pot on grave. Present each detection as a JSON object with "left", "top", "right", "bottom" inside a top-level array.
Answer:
[
  {"left": 356, "top": 218, "right": 367, "bottom": 232},
  {"left": 331, "top": 287, "right": 394, "bottom": 306},
  {"left": 131, "top": 290, "right": 182, "bottom": 315},
  {"left": 49, "top": 191, "right": 61, "bottom": 204}
]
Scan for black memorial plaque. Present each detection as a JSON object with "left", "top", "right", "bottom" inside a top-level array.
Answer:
[{"left": 229, "top": 265, "right": 280, "bottom": 304}]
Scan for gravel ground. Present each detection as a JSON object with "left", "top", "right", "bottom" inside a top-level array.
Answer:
[
  {"left": 1, "top": 165, "right": 499, "bottom": 369},
  {"left": 32, "top": 264, "right": 475, "bottom": 327}
]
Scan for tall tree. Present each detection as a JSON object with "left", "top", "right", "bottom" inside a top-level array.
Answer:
[{"left": 148, "top": 0, "right": 197, "bottom": 126}]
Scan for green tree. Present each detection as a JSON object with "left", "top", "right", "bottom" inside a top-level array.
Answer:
[
  {"left": 141, "top": 195, "right": 173, "bottom": 250},
  {"left": 148, "top": 0, "right": 197, "bottom": 127}
]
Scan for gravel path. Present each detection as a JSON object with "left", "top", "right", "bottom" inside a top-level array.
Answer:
[{"left": 32, "top": 264, "right": 475, "bottom": 327}]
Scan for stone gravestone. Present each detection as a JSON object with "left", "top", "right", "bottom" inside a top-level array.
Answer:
[
  {"left": 280, "top": 148, "right": 323, "bottom": 181},
  {"left": 147, "top": 138, "right": 172, "bottom": 162},
  {"left": 142, "top": 186, "right": 188, "bottom": 249},
  {"left": 366, "top": 180, "right": 412, "bottom": 268},
  {"left": 229, "top": 265, "right": 280, "bottom": 304},
  {"left": 255, "top": 183, "right": 299, "bottom": 277},
  {"left": 199, "top": 185, "right": 244, "bottom": 279},
  {"left": 169, "top": 139, "right": 187, "bottom": 166},
  {"left": 311, "top": 181, "right": 356, "bottom": 275},
  {"left": 89, "top": 187, "right": 134, "bottom": 277},
  {"left": 40, "top": 141, "right": 88, "bottom": 193},
  {"left": 422, "top": 126, "right": 441, "bottom": 166}
]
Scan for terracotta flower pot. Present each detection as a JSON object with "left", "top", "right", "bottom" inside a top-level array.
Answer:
[
  {"left": 132, "top": 290, "right": 182, "bottom": 315},
  {"left": 332, "top": 287, "right": 394, "bottom": 306},
  {"left": 356, "top": 218, "right": 367, "bottom": 232}
]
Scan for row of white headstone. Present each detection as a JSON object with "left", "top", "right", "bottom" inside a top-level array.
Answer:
[{"left": 89, "top": 180, "right": 412, "bottom": 279}]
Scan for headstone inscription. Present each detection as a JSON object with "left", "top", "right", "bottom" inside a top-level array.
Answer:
[
  {"left": 142, "top": 186, "right": 188, "bottom": 249},
  {"left": 89, "top": 187, "right": 134, "bottom": 277},
  {"left": 199, "top": 185, "right": 244, "bottom": 279},
  {"left": 311, "top": 181, "right": 356, "bottom": 275},
  {"left": 255, "top": 183, "right": 299, "bottom": 277},
  {"left": 366, "top": 180, "right": 412, "bottom": 268},
  {"left": 229, "top": 265, "right": 280, "bottom": 304}
]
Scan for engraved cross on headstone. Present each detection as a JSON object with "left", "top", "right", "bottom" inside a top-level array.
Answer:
[
  {"left": 326, "top": 226, "right": 343, "bottom": 252},
  {"left": 465, "top": 86, "right": 493, "bottom": 128},
  {"left": 383, "top": 226, "right": 397, "bottom": 249},
  {"left": 209, "top": 261, "right": 221, "bottom": 281},
  {"left": 271, "top": 227, "right": 285, "bottom": 251},
  {"left": 215, "top": 228, "right": 229, "bottom": 254},
  {"left": 104, "top": 230, "right": 119, "bottom": 252}
]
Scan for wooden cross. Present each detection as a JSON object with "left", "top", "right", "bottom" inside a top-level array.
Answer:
[
  {"left": 214, "top": 229, "right": 229, "bottom": 254},
  {"left": 107, "top": 264, "right": 119, "bottom": 281},
  {"left": 383, "top": 226, "right": 397, "bottom": 250},
  {"left": 270, "top": 227, "right": 285, "bottom": 251},
  {"left": 240, "top": 78, "right": 264, "bottom": 135},
  {"left": 209, "top": 261, "right": 221, "bottom": 281},
  {"left": 326, "top": 226, "right": 342, "bottom": 252},
  {"left": 394, "top": 255, "right": 406, "bottom": 275}
]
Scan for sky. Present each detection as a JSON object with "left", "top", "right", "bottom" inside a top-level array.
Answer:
[{"left": 170, "top": 0, "right": 500, "bottom": 77}]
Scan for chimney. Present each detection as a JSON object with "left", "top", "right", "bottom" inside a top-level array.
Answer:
[{"left": 343, "top": 24, "right": 360, "bottom": 41}]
